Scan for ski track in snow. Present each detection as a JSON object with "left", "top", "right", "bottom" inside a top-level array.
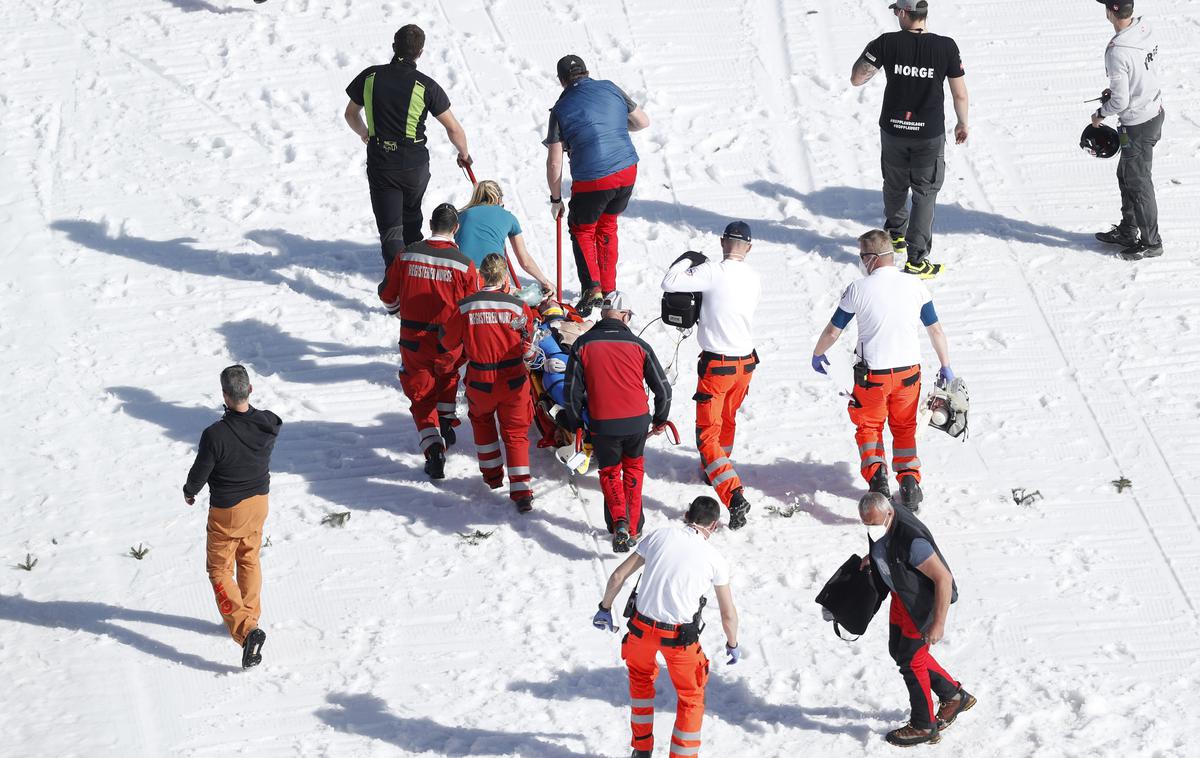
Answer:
[{"left": 2, "top": 1, "right": 1199, "bottom": 756}]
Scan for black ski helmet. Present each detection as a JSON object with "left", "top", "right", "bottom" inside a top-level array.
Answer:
[{"left": 1080, "top": 124, "right": 1120, "bottom": 159}]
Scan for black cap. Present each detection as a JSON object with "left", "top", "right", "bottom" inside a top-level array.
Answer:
[
  {"left": 556, "top": 54, "right": 588, "bottom": 81},
  {"left": 1096, "top": 0, "right": 1134, "bottom": 10},
  {"left": 721, "top": 221, "right": 752, "bottom": 243}
]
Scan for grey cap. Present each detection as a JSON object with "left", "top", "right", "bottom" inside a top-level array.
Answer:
[
  {"left": 889, "top": 0, "right": 928, "bottom": 11},
  {"left": 601, "top": 290, "right": 633, "bottom": 314}
]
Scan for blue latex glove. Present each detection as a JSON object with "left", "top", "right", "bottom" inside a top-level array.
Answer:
[
  {"left": 725, "top": 643, "right": 741, "bottom": 664},
  {"left": 593, "top": 604, "right": 617, "bottom": 632},
  {"left": 811, "top": 354, "right": 830, "bottom": 375},
  {"left": 938, "top": 366, "right": 955, "bottom": 384}
]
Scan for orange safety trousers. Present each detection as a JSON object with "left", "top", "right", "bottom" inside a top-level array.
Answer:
[
  {"left": 206, "top": 494, "right": 268, "bottom": 646},
  {"left": 622, "top": 616, "right": 710, "bottom": 757},
  {"left": 465, "top": 381, "right": 534, "bottom": 502},
  {"left": 694, "top": 352, "right": 757, "bottom": 506},
  {"left": 398, "top": 341, "right": 463, "bottom": 455},
  {"left": 847, "top": 365, "right": 922, "bottom": 484}
]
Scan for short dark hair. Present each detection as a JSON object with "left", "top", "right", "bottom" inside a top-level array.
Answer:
[
  {"left": 430, "top": 202, "right": 459, "bottom": 234},
  {"left": 906, "top": 7, "right": 928, "bottom": 21},
  {"left": 220, "top": 364, "right": 251, "bottom": 403},
  {"left": 393, "top": 24, "right": 425, "bottom": 60},
  {"left": 684, "top": 496, "right": 721, "bottom": 527},
  {"left": 1114, "top": 6, "right": 1133, "bottom": 20}
]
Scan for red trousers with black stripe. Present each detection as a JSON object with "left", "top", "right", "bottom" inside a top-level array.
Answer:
[
  {"left": 465, "top": 382, "right": 533, "bottom": 501},
  {"left": 594, "top": 432, "right": 646, "bottom": 536},
  {"left": 847, "top": 365, "right": 921, "bottom": 484},
  {"left": 694, "top": 352, "right": 756, "bottom": 506},
  {"left": 888, "top": 596, "right": 960, "bottom": 729},
  {"left": 399, "top": 342, "right": 462, "bottom": 456},
  {"left": 622, "top": 616, "right": 709, "bottom": 757}
]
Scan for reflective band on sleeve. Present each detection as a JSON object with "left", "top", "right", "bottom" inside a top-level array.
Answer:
[
  {"left": 406, "top": 81, "right": 426, "bottom": 142},
  {"left": 364, "top": 73, "right": 376, "bottom": 138}
]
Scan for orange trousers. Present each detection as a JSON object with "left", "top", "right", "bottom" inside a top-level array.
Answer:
[
  {"left": 466, "top": 382, "right": 534, "bottom": 502},
  {"left": 694, "top": 352, "right": 756, "bottom": 506},
  {"left": 206, "top": 494, "right": 268, "bottom": 646},
  {"left": 398, "top": 342, "right": 462, "bottom": 455},
  {"left": 622, "top": 616, "right": 709, "bottom": 757},
  {"left": 847, "top": 365, "right": 922, "bottom": 484}
]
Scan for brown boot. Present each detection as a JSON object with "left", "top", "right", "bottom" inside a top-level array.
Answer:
[
  {"left": 885, "top": 723, "right": 940, "bottom": 747},
  {"left": 936, "top": 688, "right": 977, "bottom": 729}
]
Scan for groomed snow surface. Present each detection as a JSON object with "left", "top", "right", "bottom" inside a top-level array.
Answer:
[{"left": 4, "top": 0, "right": 1200, "bottom": 756}]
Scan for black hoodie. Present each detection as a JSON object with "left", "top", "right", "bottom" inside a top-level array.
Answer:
[{"left": 183, "top": 406, "right": 283, "bottom": 508}]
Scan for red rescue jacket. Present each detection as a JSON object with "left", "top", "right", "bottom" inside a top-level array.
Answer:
[
  {"left": 441, "top": 289, "right": 536, "bottom": 393},
  {"left": 378, "top": 239, "right": 479, "bottom": 351},
  {"left": 563, "top": 317, "right": 671, "bottom": 437}
]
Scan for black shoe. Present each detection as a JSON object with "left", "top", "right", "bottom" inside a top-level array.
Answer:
[
  {"left": 936, "top": 687, "right": 977, "bottom": 729},
  {"left": 574, "top": 287, "right": 603, "bottom": 317},
  {"left": 439, "top": 417, "right": 457, "bottom": 448},
  {"left": 903, "top": 258, "right": 943, "bottom": 279},
  {"left": 613, "top": 519, "right": 632, "bottom": 552},
  {"left": 631, "top": 750, "right": 652, "bottom": 758},
  {"left": 424, "top": 444, "right": 446, "bottom": 480},
  {"left": 241, "top": 628, "right": 266, "bottom": 669},
  {"left": 515, "top": 495, "right": 534, "bottom": 513},
  {"left": 728, "top": 489, "right": 751, "bottom": 531},
  {"left": 1119, "top": 241, "right": 1164, "bottom": 261},
  {"left": 1095, "top": 224, "right": 1138, "bottom": 247},
  {"left": 898, "top": 475, "right": 923, "bottom": 513},
  {"left": 889, "top": 232, "right": 908, "bottom": 258},
  {"left": 885, "top": 723, "right": 940, "bottom": 746},
  {"left": 869, "top": 465, "right": 891, "bottom": 498}
]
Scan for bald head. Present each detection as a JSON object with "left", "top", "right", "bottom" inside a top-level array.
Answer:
[{"left": 858, "top": 492, "right": 893, "bottom": 524}]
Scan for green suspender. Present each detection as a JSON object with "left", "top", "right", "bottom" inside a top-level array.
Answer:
[
  {"left": 405, "top": 81, "right": 426, "bottom": 143},
  {"left": 364, "top": 72, "right": 376, "bottom": 138}
]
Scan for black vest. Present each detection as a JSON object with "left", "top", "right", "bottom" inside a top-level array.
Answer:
[{"left": 870, "top": 507, "right": 958, "bottom": 632}]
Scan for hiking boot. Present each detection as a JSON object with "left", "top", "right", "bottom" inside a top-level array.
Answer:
[
  {"left": 898, "top": 475, "right": 923, "bottom": 513},
  {"left": 1095, "top": 224, "right": 1138, "bottom": 247},
  {"left": 439, "top": 416, "right": 457, "bottom": 448},
  {"left": 889, "top": 232, "right": 908, "bottom": 257},
  {"left": 885, "top": 723, "right": 940, "bottom": 747},
  {"left": 575, "top": 287, "right": 603, "bottom": 317},
  {"left": 903, "top": 258, "right": 943, "bottom": 279},
  {"left": 241, "top": 628, "right": 266, "bottom": 669},
  {"left": 424, "top": 444, "right": 446, "bottom": 480},
  {"left": 869, "top": 465, "right": 891, "bottom": 498},
  {"left": 631, "top": 750, "right": 652, "bottom": 758},
  {"left": 1119, "top": 241, "right": 1164, "bottom": 261},
  {"left": 936, "top": 688, "right": 977, "bottom": 729},
  {"left": 515, "top": 496, "right": 534, "bottom": 513},
  {"left": 613, "top": 519, "right": 632, "bottom": 552},
  {"left": 728, "top": 489, "right": 751, "bottom": 531}
]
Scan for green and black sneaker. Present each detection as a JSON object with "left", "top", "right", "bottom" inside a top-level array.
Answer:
[
  {"left": 903, "top": 258, "right": 944, "bottom": 279},
  {"left": 890, "top": 233, "right": 908, "bottom": 258}
]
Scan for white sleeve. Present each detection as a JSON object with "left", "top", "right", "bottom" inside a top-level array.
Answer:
[
  {"left": 661, "top": 259, "right": 717, "bottom": 293},
  {"left": 837, "top": 283, "right": 857, "bottom": 314},
  {"left": 711, "top": 550, "right": 731, "bottom": 587}
]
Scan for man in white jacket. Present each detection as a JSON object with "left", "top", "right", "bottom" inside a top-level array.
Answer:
[{"left": 1091, "top": 0, "right": 1164, "bottom": 261}]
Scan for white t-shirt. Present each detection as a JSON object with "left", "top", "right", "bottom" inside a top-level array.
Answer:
[
  {"left": 837, "top": 266, "right": 933, "bottom": 370},
  {"left": 633, "top": 524, "right": 731, "bottom": 625},
  {"left": 661, "top": 257, "right": 760, "bottom": 355}
]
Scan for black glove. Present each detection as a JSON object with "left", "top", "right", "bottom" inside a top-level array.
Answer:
[{"left": 672, "top": 250, "right": 708, "bottom": 268}]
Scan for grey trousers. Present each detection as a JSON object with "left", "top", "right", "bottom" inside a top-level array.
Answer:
[
  {"left": 881, "top": 131, "right": 946, "bottom": 263},
  {"left": 1118, "top": 109, "right": 1164, "bottom": 246}
]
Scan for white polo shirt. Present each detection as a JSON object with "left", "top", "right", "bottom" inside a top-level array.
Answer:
[
  {"left": 633, "top": 524, "right": 731, "bottom": 625},
  {"left": 661, "top": 256, "right": 760, "bottom": 356},
  {"left": 837, "top": 266, "right": 934, "bottom": 370}
]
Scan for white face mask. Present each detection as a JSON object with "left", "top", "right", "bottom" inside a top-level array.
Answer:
[{"left": 866, "top": 515, "right": 890, "bottom": 542}]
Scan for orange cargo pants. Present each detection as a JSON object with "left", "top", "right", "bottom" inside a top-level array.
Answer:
[
  {"left": 622, "top": 614, "right": 709, "bottom": 757},
  {"left": 848, "top": 364, "right": 922, "bottom": 484},
  {"left": 694, "top": 351, "right": 757, "bottom": 506},
  {"left": 466, "top": 378, "right": 534, "bottom": 502},
  {"left": 206, "top": 494, "right": 268, "bottom": 646}
]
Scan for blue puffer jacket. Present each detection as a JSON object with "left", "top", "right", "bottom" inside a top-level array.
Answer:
[{"left": 551, "top": 78, "right": 639, "bottom": 181}]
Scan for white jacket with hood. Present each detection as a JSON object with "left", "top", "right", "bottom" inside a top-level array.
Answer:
[{"left": 1099, "top": 16, "right": 1162, "bottom": 127}]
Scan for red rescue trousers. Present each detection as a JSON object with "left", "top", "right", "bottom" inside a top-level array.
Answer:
[
  {"left": 398, "top": 341, "right": 462, "bottom": 456},
  {"left": 622, "top": 614, "right": 709, "bottom": 757},
  {"left": 889, "top": 596, "right": 960, "bottom": 729},
  {"left": 465, "top": 379, "right": 534, "bottom": 502},
  {"left": 568, "top": 164, "right": 637, "bottom": 293},
  {"left": 694, "top": 352, "right": 757, "bottom": 506},
  {"left": 847, "top": 364, "right": 921, "bottom": 484}
]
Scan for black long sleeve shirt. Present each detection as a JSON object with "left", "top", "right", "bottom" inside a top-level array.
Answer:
[{"left": 183, "top": 406, "right": 282, "bottom": 508}]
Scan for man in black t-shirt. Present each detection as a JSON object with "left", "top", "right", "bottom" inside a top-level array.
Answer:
[
  {"left": 344, "top": 25, "right": 471, "bottom": 268},
  {"left": 852, "top": 0, "right": 969, "bottom": 279}
]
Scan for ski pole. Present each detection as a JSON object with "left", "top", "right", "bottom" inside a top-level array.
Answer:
[{"left": 460, "top": 161, "right": 522, "bottom": 288}]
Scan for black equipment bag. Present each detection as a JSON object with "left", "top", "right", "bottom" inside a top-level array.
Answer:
[
  {"left": 661, "top": 251, "right": 707, "bottom": 329},
  {"left": 815, "top": 553, "right": 885, "bottom": 640}
]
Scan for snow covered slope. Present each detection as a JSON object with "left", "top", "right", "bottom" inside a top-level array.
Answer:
[{"left": 3, "top": 0, "right": 1200, "bottom": 756}]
